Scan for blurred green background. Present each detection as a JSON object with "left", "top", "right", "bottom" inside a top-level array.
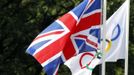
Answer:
[{"left": 0, "top": 0, "right": 134, "bottom": 75}]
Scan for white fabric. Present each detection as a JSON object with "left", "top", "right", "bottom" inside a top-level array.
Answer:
[
  {"left": 65, "top": 52, "right": 100, "bottom": 75},
  {"left": 105, "top": 1, "right": 128, "bottom": 62}
]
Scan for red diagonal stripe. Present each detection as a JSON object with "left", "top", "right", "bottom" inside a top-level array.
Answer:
[
  {"left": 34, "top": 31, "right": 64, "bottom": 41},
  {"left": 34, "top": 34, "right": 70, "bottom": 64},
  {"left": 76, "top": 35, "right": 98, "bottom": 47}
]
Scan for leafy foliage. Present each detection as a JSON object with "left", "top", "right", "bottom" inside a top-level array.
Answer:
[{"left": 0, "top": 0, "right": 133, "bottom": 75}]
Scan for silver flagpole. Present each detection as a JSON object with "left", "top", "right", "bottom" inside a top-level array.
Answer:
[
  {"left": 125, "top": 0, "right": 130, "bottom": 75},
  {"left": 102, "top": 0, "right": 107, "bottom": 75}
]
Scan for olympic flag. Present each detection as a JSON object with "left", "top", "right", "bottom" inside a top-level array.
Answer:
[
  {"left": 102, "top": 1, "right": 129, "bottom": 75},
  {"left": 65, "top": 51, "right": 101, "bottom": 75},
  {"left": 105, "top": 0, "right": 129, "bottom": 62}
]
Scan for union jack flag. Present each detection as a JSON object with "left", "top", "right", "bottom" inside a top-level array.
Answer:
[{"left": 26, "top": 0, "right": 101, "bottom": 75}]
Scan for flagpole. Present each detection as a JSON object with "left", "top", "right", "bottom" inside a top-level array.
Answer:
[
  {"left": 125, "top": 0, "right": 130, "bottom": 75},
  {"left": 102, "top": 0, "right": 107, "bottom": 75}
]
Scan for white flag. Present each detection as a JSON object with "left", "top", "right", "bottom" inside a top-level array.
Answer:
[
  {"left": 65, "top": 1, "right": 128, "bottom": 75},
  {"left": 105, "top": 0, "right": 128, "bottom": 62},
  {"left": 65, "top": 51, "right": 101, "bottom": 75}
]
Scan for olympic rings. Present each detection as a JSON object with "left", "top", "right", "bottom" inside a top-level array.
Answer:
[
  {"left": 86, "top": 64, "right": 94, "bottom": 71},
  {"left": 79, "top": 52, "right": 95, "bottom": 69},
  {"left": 105, "top": 39, "right": 112, "bottom": 52},
  {"left": 101, "top": 24, "right": 121, "bottom": 52},
  {"left": 101, "top": 39, "right": 112, "bottom": 52}
]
